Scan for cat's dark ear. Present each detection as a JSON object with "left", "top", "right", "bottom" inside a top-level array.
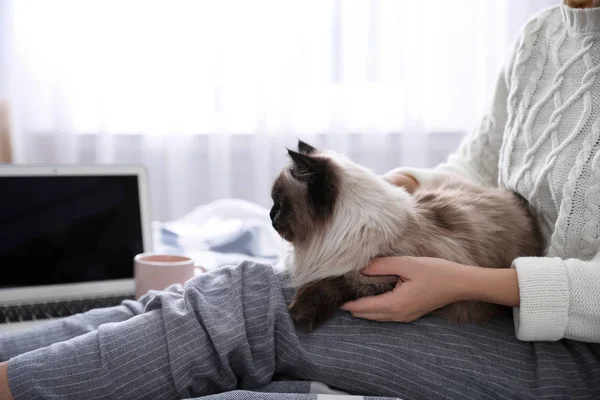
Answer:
[
  {"left": 297, "top": 140, "right": 317, "bottom": 155},
  {"left": 287, "top": 149, "right": 337, "bottom": 219},
  {"left": 287, "top": 148, "right": 318, "bottom": 176}
]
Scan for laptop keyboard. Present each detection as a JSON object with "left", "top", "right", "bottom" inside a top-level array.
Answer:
[{"left": 0, "top": 295, "right": 135, "bottom": 324}]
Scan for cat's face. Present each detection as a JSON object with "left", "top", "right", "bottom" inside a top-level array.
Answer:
[{"left": 270, "top": 140, "right": 341, "bottom": 243}]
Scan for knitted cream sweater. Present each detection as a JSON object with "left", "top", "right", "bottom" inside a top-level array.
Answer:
[{"left": 391, "top": 3, "right": 600, "bottom": 342}]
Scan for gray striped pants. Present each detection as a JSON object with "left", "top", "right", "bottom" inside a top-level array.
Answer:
[{"left": 2, "top": 261, "right": 600, "bottom": 399}]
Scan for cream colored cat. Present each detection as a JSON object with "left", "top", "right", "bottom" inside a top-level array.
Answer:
[{"left": 270, "top": 140, "right": 543, "bottom": 331}]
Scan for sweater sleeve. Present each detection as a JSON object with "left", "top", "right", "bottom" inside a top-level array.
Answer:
[
  {"left": 512, "top": 253, "right": 600, "bottom": 343},
  {"left": 385, "top": 32, "right": 520, "bottom": 188}
]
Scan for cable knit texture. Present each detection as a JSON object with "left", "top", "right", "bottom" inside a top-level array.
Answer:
[{"left": 389, "top": 3, "right": 600, "bottom": 342}]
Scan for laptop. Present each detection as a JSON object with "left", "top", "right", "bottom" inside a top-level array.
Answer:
[{"left": 0, "top": 165, "right": 153, "bottom": 333}]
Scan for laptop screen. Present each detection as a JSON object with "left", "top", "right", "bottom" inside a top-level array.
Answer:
[{"left": 0, "top": 175, "right": 143, "bottom": 288}]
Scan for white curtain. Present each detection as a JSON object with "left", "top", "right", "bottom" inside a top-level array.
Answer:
[{"left": 1, "top": 0, "right": 556, "bottom": 221}]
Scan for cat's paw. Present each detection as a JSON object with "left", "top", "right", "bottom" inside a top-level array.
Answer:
[
  {"left": 288, "top": 300, "right": 320, "bottom": 333},
  {"left": 288, "top": 278, "right": 348, "bottom": 332}
]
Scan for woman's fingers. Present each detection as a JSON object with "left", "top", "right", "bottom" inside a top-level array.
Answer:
[
  {"left": 340, "top": 289, "right": 397, "bottom": 313},
  {"left": 382, "top": 173, "right": 419, "bottom": 193}
]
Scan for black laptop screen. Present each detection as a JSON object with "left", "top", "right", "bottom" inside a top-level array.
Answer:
[{"left": 0, "top": 175, "right": 144, "bottom": 288}]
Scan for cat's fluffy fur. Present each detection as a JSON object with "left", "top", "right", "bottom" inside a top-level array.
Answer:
[{"left": 270, "top": 140, "right": 543, "bottom": 331}]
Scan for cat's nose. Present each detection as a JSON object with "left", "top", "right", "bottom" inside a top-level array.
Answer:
[{"left": 269, "top": 205, "right": 279, "bottom": 221}]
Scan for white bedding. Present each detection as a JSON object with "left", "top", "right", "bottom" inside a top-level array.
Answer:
[{"left": 153, "top": 199, "right": 285, "bottom": 272}]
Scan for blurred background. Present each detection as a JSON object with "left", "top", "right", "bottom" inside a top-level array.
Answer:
[{"left": 0, "top": 0, "right": 556, "bottom": 221}]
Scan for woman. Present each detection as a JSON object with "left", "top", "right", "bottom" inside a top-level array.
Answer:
[{"left": 2, "top": 1, "right": 600, "bottom": 399}]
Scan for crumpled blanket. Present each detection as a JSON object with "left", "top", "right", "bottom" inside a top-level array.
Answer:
[{"left": 156, "top": 198, "right": 288, "bottom": 271}]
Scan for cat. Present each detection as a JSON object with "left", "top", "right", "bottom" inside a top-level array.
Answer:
[{"left": 270, "top": 140, "right": 543, "bottom": 332}]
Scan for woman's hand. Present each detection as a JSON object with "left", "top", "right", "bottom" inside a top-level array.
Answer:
[
  {"left": 341, "top": 256, "right": 520, "bottom": 323},
  {"left": 382, "top": 172, "right": 419, "bottom": 193},
  {"left": 341, "top": 257, "right": 468, "bottom": 322}
]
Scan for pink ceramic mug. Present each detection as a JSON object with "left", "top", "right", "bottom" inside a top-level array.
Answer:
[{"left": 134, "top": 253, "right": 203, "bottom": 299}]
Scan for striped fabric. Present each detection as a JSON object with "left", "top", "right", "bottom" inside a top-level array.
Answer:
[{"left": 2, "top": 262, "right": 600, "bottom": 399}]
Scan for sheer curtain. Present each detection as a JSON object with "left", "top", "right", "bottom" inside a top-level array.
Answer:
[{"left": 1, "top": 0, "right": 556, "bottom": 221}]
